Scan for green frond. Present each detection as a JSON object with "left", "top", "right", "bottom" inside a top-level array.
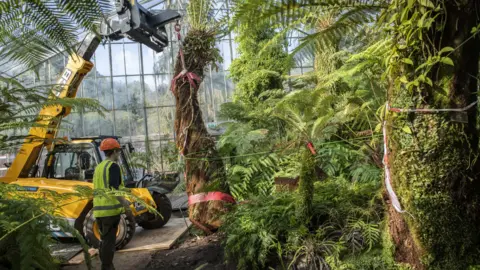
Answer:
[
  {"left": 0, "top": 0, "right": 112, "bottom": 71},
  {"left": 187, "top": 0, "right": 215, "bottom": 30}
]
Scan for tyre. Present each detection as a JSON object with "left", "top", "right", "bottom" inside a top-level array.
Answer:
[
  {"left": 83, "top": 209, "right": 136, "bottom": 250},
  {"left": 138, "top": 193, "right": 172, "bottom": 230}
]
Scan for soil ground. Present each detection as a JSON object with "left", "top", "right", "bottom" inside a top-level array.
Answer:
[
  {"left": 146, "top": 233, "right": 235, "bottom": 270},
  {"left": 62, "top": 232, "right": 234, "bottom": 270}
]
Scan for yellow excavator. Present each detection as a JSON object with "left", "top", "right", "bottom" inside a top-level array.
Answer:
[{"left": 1, "top": 0, "right": 181, "bottom": 249}]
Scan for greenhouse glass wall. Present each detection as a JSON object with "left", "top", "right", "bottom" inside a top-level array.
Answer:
[{"left": 0, "top": 0, "right": 313, "bottom": 174}]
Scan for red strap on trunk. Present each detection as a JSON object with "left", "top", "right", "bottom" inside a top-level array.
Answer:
[
  {"left": 171, "top": 70, "right": 202, "bottom": 94},
  {"left": 188, "top": 192, "right": 236, "bottom": 205}
]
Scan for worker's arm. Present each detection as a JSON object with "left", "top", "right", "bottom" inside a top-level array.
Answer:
[{"left": 109, "top": 163, "right": 131, "bottom": 211}]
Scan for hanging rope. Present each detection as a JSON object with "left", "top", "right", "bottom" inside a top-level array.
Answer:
[
  {"left": 170, "top": 21, "right": 202, "bottom": 94},
  {"left": 170, "top": 21, "right": 202, "bottom": 156},
  {"left": 388, "top": 101, "right": 478, "bottom": 113}
]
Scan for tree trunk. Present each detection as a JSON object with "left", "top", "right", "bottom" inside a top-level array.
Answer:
[
  {"left": 387, "top": 1, "right": 480, "bottom": 269},
  {"left": 172, "top": 29, "right": 230, "bottom": 230}
]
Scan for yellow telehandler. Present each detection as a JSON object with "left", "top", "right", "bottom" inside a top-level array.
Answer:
[{"left": 0, "top": 0, "right": 181, "bottom": 249}]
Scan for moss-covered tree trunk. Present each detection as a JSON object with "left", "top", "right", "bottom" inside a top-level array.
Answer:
[
  {"left": 386, "top": 1, "right": 480, "bottom": 269},
  {"left": 297, "top": 149, "right": 316, "bottom": 225},
  {"left": 172, "top": 29, "right": 230, "bottom": 230}
]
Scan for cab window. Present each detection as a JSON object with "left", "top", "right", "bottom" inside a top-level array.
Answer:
[{"left": 44, "top": 144, "right": 99, "bottom": 181}]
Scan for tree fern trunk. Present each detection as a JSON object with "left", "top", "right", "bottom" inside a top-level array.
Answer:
[
  {"left": 297, "top": 149, "right": 315, "bottom": 226},
  {"left": 386, "top": 1, "right": 480, "bottom": 269},
  {"left": 172, "top": 29, "right": 230, "bottom": 230}
]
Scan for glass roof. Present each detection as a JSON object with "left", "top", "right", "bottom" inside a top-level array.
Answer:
[{"left": 0, "top": 0, "right": 231, "bottom": 78}]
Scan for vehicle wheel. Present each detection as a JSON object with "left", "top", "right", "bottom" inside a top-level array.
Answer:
[
  {"left": 83, "top": 209, "right": 136, "bottom": 250},
  {"left": 138, "top": 193, "right": 172, "bottom": 230}
]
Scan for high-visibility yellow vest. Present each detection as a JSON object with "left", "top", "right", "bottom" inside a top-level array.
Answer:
[{"left": 93, "top": 160, "right": 125, "bottom": 218}]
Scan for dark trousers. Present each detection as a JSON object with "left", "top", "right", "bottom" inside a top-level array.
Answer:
[{"left": 97, "top": 215, "right": 120, "bottom": 270}]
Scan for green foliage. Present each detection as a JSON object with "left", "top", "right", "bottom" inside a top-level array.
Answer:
[
  {"left": 0, "top": 78, "right": 104, "bottom": 150},
  {"left": 234, "top": 70, "right": 284, "bottom": 105},
  {"left": 187, "top": 0, "right": 215, "bottom": 31},
  {"left": 231, "top": 0, "right": 386, "bottom": 63},
  {"left": 0, "top": 180, "right": 160, "bottom": 269},
  {"left": 380, "top": 0, "right": 480, "bottom": 268},
  {"left": 222, "top": 178, "right": 385, "bottom": 269},
  {"left": 332, "top": 249, "right": 405, "bottom": 270},
  {"left": 218, "top": 122, "right": 280, "bottom": 200},
  {"left": 0, "top": 183, "right": 93, "bottom": 270},
  {"left": 220, "top": 4, "right": 389, "bottom": 269},
  {"left": 228, "top": 2, "right": 291, "bottom": 107},
  {"left": 0, "top": 0, "right": 111, "bottom": 71}
]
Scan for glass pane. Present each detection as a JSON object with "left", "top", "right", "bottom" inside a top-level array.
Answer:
[
  {"left": 126, "top": 76, "right": 143, "bottom": 108},
  {"left": 198, "top": 82, "right": 207, "bottom": 105},
  {"left": 202, "top": 75, "right": 213, "bottom": 119},
  {"left": 303, "top": 67, "right": 314, "bottom": 73},
  {"left": 142, "top": 45, "right": 155, "bottom": 74},
  {"left": 83, "top": 112, "right": 99, "bottom": 136},
  {"left": 224, "top": 71, "right": 234, "bottom": 100},
  {"left": 115, "top": 110, "right": 133, "bottom": 137},
  {"left": 144, "top": 75, "right": 157, "bottom": 107},
  {"left": 94, "top": 44, "right": 111, "bottom": 76},
  {"left": 36, "top": 62, "right": 48, "bottom": 86},
  {"left": 82, "top": 78, "right": 97, "bottom": 100},
  {"left": 61, "top": 113, "right": 83, "bottom": 138},
  {"left": 144, "top": 1, "right": 166, "bottom": 9},
  {"left": 147, "top": 140, "right": 163, "bottom": 172},
  {"left": 132, "top": 141, "right": 146, "bottom": 153},
  {"left": 50, "top": 54, "right": 66, "bottom": 81},
  {"left": 291, "top": 68, "right": 302, "bottom": 76},
  {"left": 97, "top": 77, "right": 113, "bottom": 110},
  {"left": 156, "top": 74, "right": 174, "bottom": 106},
  {"left": 124, "top": 43, "right": 140, "bottom": 75},
  {"left": 160, "top": 140, "right": 178, "bottom": 172},
  {"left": 100, "top": 111, "right": 114, "bottom": 135},
  {"left": 147, "top": 107, "right": 175, "bottom": 140},
  {"left": 153, "top": 50, "right": 171, "bottom": 74},
  {"left": 111, "top": 44, "right": 125, "bottom": 75},
  {"left": 288, "top": 38, "right": 299, "bottom": 53},
  {"left": 211, "top": 70, "right": 227, "bottom": 113},
  {"left": 50, "top": 144, "right": 99, "bottom": 180},
  {"left": 113, "top": 76, "right": 127, "bottom": 110},
  {"left": 219, "top": 40, "right": 232, "bottom": 70},
  {"left": 17, "top": 71, "right": 35, "bottom": 88},
  {"left": 301, "top": 56, "right": 314, "bottom": 67}
]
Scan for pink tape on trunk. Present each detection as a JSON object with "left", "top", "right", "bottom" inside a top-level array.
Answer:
[{"left": 188, "top": 192, "right": 236, "bottom": 205}]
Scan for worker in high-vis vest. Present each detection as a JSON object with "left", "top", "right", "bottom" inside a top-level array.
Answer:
[{"left": 93, "top": 138, "right": 128, "bottom": 270}]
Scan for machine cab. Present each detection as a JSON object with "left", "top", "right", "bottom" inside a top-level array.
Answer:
[{"left": 38, "top": 136, "right": 138, "bottom": 184}]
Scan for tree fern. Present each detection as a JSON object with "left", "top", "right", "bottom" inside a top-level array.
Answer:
[
  {"left": 0, "top": 80, "right": 104, "bottom": 150},
  {"left": 231, "top": 0, "right": 386, "bottom": 63},
  {"left": 0, "top": 0, "right": 112, "bottom": 72}
]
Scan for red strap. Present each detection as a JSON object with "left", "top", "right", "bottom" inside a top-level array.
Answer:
[
  {"left": 188, "top": 192, "right": 236, "bottom": 205},
  {"left": 170, "top": 63, "right": 202, "bottom": 94},
  {"left": 306, "top": 141, "right": 316, "bottom": 155}
]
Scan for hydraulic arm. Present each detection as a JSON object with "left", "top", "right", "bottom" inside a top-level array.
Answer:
[{"left": 2, "top": 0, "right": 180, "bottom": 183}]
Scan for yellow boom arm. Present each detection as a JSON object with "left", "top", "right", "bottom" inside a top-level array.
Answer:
[{"left": 3, "top": 53, "right": 96, "bottom": 182}]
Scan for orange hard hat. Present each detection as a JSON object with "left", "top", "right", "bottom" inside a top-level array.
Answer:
[{"left": 99, "top": 138, "right": 121, "bottom": 151}]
